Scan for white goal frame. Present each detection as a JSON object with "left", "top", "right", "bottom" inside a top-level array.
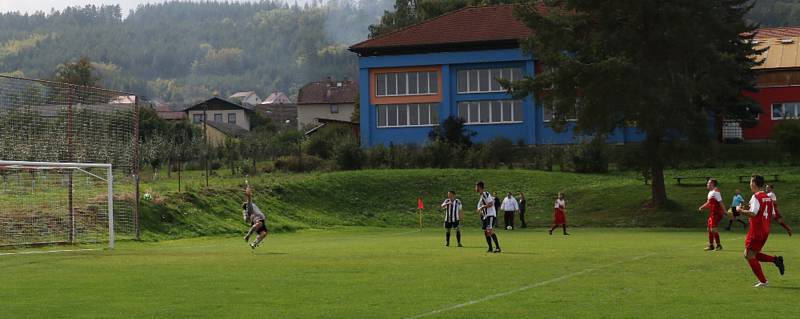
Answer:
[{"left": 0, "top": 160, "right": 115, "bottom": 249}]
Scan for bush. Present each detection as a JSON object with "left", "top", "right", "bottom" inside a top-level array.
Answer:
[
  {"left": 424, "top": 140, "right": 463, "bottom": 168},
  {"left": 773, "top": 120, "right": 800, "bottom": 163},
  {"left": 305, "top": 124, "right": 355, "bottom": 160},
  {"left": 274, "top": 155, "right": 323, "bottom": 172},
  {"left": 209, "top": 161, "right": 222, "bottom": 170},
  {"left": 335, "top": 142, "right": 365, "bottom": 170},
  {"left": 365, "top": 145, "right": 389, "bottom": 168},
  {"left": 486, "top": 138, "right": 514, "bottom": 168},
  {"left": 571, "top": 136, "right": 609, "bottom": 173},
  {"left": 428, "top": 116, "right": 475, "bottom": 146}
]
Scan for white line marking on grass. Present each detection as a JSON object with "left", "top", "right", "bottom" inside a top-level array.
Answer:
[
  {"left": 404, "top": 252, "right": 656, "bottom": 319},
  {"left": 0, "top": 248, "right": 100, "bottom": 256}
]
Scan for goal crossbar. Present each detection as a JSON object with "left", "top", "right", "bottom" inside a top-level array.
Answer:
[{"left": 0, "top": 160, "right": 115, "bottom": 249}]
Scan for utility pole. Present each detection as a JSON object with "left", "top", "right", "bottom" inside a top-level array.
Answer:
[{"left": 203, "top": 102, "right": 209, "bottom": 188}]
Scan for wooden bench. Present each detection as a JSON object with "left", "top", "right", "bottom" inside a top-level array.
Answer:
[
  {"left": 673, "top": 176, "right": 711, "bottom": 185},
  {"left": 738, "top": 174, "right": 780, "bottom": 183}
]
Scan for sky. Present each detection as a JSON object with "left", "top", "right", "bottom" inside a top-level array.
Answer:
[{"left": 0, "top": 0, "right": 313, "bottom": 15}]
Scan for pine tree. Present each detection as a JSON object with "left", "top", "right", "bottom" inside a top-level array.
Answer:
[{"left": 509, "top": 0, "right": 763, "bottom": 207}]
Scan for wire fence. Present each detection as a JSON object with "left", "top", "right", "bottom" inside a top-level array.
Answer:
[{"left": 0, "top": 75, "right": 140, "bottom": 246}]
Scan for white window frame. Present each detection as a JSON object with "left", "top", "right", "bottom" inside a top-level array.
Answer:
[
  {"left": 457, "top": 67, "right": 523, "bottom": 94},
  {"left": 375, "top": 72, "right": 439, "bottom": 97},
  {"left": 213, "top": 113, "right": 223, "bottom": 122},
  {"left": 542, "top": 107, "right": 578, "bottom": 123},
  {"left": 458, "top": 100, "right": 524, "bottom": 125},
  {"left": 376, "top": 103, "right": 439, "bottom": 128},
  {"left": 228, "top": 113, "right": 236, "bottom": 124},
  {"left": 772, "top": 102, "right": 800, "bottom": 120},
  {"left": 192, "top": 114, "right": 205, "bottom": 124}
]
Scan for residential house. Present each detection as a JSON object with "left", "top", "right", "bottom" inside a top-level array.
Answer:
[
  {"left": 349, "top": 4, "right": 645, "bottom": 147},
  {"left": 229, "top": 91, "right": 262, "bottom": 106},
  {"left": 204, "top": 121, "right": 249, "bottom": 146},
  {"left": 262, "top": 92, "right": 292, "bottom": 105},
  {"left": 155, "top": 104, "right": 187, "bottom": 122},
  {"left": 737, "top": 26, "right": 800, "bottom": 141},
  {"left": 184, "top": 97, "right": 253, "bottom": 132},
  {"left": 296, "top": 78, "right": 358, "bottom": 129}
]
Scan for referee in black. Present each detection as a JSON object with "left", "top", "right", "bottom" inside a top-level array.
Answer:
[{"left": 441, "top": 191, "right": 463, "bottom": 247}]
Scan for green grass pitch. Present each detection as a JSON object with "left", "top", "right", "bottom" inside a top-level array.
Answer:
[{"left": 1, "top": 227, "right": 798, "bottom": 318}]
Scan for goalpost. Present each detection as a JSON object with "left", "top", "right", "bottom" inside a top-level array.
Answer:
[
  {"left": 0, "top": 75, "right": 140, "bottom": 249},
  {"left": 0, "top": 161, "right": 116, "bottom": 249}
]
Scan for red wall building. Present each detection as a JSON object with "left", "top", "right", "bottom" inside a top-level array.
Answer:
[{"left": 741, "top": 27, "right": 800, "bottom": 141}]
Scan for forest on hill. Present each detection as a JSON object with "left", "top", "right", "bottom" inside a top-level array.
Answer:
[
  {"left": 0, "top": 0, "right": 796, "bottom": 104},
  {"left": 0, "top": 0, "right": 391, "bottom": 104}
]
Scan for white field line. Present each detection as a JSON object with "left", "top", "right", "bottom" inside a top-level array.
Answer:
[
  {"left": 0, "top": 248, "right": 100, "bottom": 257},
  {"left": 404, "top": 252, "right": 657, "bottom": 319}
]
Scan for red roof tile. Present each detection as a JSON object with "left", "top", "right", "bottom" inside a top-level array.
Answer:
[
  {"left": 755, "top": 26, "right": 800, "bottom": 39},
  {"left": 350, "top": 4, "right": 533, "bottom": 54}
]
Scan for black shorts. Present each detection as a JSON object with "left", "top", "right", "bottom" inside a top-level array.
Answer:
[
  {"left": 731, "top": 207, "right": 741, "bottom": 217},
  {"left": 445, "top": 221, "right": 460, "bottom": 229},
  {"left": 482, "top": 216, "right": 495, "bottom": 230},
  {"left": 252, "top": 219, "right": 268, "bottom": 233}
]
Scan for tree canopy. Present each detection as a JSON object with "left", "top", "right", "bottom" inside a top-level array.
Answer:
[
  {"left": 508, "top": 0, "right": 762, "bottom": 207},
  {"left": 0, "top": 0, "right": 392, "bottom": 104}
]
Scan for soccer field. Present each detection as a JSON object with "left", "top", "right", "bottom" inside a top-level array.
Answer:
[{"left": 1, "top": 227, "right": 798, "bottom": 318}]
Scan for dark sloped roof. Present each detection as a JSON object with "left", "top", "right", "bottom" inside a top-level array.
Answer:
[
  {"left": 349, "top": 4, "right": 534, "bottom": 56},
  {"left": 206, "top": 121, "right": 249, "bottom": 137},
  {"left": 297, "top": 80, "right": 357, "bottom": 105},
  {"left": 184, "top": 97, "right": 253, "bottom": 112}
]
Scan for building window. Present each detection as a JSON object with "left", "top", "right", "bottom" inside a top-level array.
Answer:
[
  {"left": 772, "top": 103, "right": 800, "bottom": 120},
  {"left": 331, "top": 104, "right": 339, "bottom": 114},
  {"left": 542, "top": 106, "right": 579, "bottom": 122},
  {"left": 228, "top": 113, "right": 236, "bottom": 124},
  {"left": 457, "top": 100, "right": 523, "bottom": 124},
  {"left": 457, "top": 67, "right": 523, "bottom": 94},
  {"left": 192, "top": 114, "right": 205, "bottom": 124},
  {"left": 214, "top": 113, "right": 223, "bottom": 122},
  {"left": 375, "top": 72, "right": 438, "bottom": 97},
  {"left": 376, "top": 103, "right": 439, "bottom": 128}
]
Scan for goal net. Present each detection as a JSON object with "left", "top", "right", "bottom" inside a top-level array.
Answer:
[
  {"left": 0, "top": 161, "right": 116, "bottom": 248},
  {"left": 0, "top": 75, "right": 139, "bottom": 248}
]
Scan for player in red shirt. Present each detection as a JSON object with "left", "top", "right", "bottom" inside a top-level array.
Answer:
[
  {"left": 766, "top": 184, "right": 793, "bottom": 237},
  {"left": 737, "top": 175, "right": 785, "bottom": 288},
  {"left": 698, "top": 179, "right": 725, "bottom": 251},
  {"left": 548, "top": 192, "right": 569, "bottom": 236}
]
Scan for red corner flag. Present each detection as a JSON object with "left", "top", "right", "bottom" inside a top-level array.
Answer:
[{"left": 417, "top": 197, "right": 424, "bottom": 210}]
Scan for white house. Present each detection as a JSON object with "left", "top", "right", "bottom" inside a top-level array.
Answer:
[{"left": 229, "top": 91, "right": 262, "bottom": 106}]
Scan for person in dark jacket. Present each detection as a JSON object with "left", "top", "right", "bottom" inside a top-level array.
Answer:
[{"left": 518, "top": 192, "right": 528, "bottom": 228}]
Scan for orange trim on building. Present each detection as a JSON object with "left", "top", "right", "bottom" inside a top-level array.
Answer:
[{"left": 370, "top": 66, "right": 443, "bottom": 105}]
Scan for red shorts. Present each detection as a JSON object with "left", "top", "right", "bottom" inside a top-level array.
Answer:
[
  {"left": 707, "top": 215, "right": 722, "bottom": 229},
  {"left": 745, "top": 237, "right": 767, "bottom": 252},
  {"left": 553, "top": 209, "right": 566, "bottom": 225}
]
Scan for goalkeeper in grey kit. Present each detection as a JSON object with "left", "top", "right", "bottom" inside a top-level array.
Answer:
[{"left": 242, "top": 186, "right": 268, "bottom": 249}]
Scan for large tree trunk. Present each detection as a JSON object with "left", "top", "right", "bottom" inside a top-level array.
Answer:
[{"left": 650, "top": 162, "right": 667, "bottom": 207}]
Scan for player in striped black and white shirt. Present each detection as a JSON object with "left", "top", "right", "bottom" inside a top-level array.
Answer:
[
  {"left": 476, "top": 181, "right": 501, "bottom": 253},
  {"left": 441, "top": 191, "right": 463, "bottom": 247}
]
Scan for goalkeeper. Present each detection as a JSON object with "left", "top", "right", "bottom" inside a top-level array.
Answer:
[{"left": 242, "top": 186, "right": 268, "bottom": 249}]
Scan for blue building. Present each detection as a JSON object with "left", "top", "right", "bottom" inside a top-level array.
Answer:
[{"left": 349, "top": 5, "right": 644, "bottom": 147}]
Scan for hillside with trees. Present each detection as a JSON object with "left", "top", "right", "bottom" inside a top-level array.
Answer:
[
  {"left": 0, "top": 0, "right": 391, "bottom": 103},
  {"left": 749, "top": 0, "right": 800, "bottom": 27}
]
